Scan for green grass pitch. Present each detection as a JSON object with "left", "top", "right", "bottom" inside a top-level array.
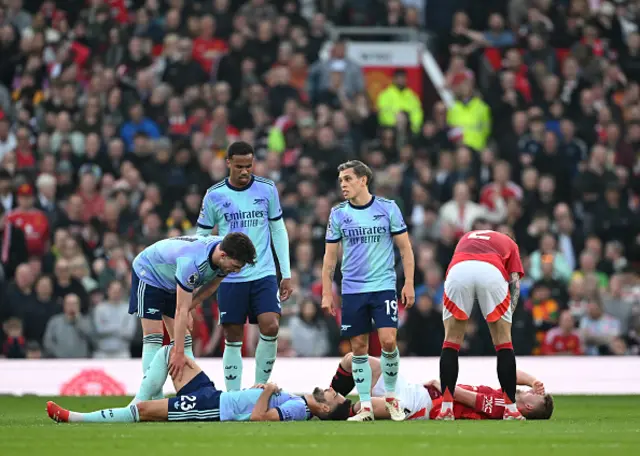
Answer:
[{"left": 1, "top": 396, "right": 639, "bottom": 456}]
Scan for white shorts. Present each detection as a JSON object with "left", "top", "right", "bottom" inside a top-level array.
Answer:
[
  {"left": 443, "top": 260, "right": 512, "bottom": 323},
  {"left": 372, "top": 374, "right": 433, "bottom": 420}
]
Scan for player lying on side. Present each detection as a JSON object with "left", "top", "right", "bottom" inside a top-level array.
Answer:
[
  {"left": 47, "top": 345, "right": 352, "bottom": 424},
  {"left": 330, "top": 353, "right": 554, "bottom": 420}
]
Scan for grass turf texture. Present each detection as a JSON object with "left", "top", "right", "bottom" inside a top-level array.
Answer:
[{"left": 1, "top": 396, "right": 639, "bottom": 456}]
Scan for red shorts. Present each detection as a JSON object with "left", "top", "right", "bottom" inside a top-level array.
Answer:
[{"left": 443, "top": 260, "right": 511, "bottom": 323}]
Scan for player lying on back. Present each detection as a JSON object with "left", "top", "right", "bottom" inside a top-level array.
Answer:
[
  {"left": 47, "top": 345, "right": 352, "bottom": 424},
  {"left": 329, "top": 353, "right": 553, "bottom": 420}
]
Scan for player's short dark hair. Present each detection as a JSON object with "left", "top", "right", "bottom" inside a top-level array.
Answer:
[
  {"left": 321, "top": 399, "right": 352, "bottom": 421},
  {"left": 227, "top": 141, "right": 254, "bottom": 159},
  {"left": 527, "top": 394, "right": 554, "bottom": 420},
  {"left": 220, "top": 232, "right": 257, "bottom": 266},
  {"left": 337, "top": 160, "right": 373, "bottom": 186}
]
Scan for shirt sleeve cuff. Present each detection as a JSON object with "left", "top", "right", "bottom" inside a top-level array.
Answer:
[
  {"left": 269, "top": 214, "right": 283, "bottom": 221},
  {"left": 175, "top": 278, "right": 193, "bottom": 292},
  {"left": 275, "top": 407, "right": 284, "bottom": 421},
  {"left": 325, "top": 238, "right": 341, "bottom": 243},
  {"left": 391, "top": 228, "right": 408, "bottom": 236},
  {"left": 197, "top": 222, "right": 213, "bottom": 229}
]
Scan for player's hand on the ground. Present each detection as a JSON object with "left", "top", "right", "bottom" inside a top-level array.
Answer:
[
  {"left": 168, "top": 350, "right": 187, "bottom": 381},
  {"left": 321, "top": 295, "right": 335, "bottom": 316},
  {"left": 279, "top": 278, "right": 293, "bottom": 302},
  {"left": 532, "top": 379, "right": 545, "bottom": 395},
  {"left": 402, "top": 284, "right": 415, "bottom": 308},
  {"left": 426, "top": 379, "right": 441, "bottom": 393}
]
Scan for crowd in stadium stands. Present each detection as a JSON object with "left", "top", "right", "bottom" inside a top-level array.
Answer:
[{"left": 0, "top": 0, "right": 639, "bottom": 359}]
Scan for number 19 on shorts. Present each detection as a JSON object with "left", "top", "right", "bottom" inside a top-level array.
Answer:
[{"left": 385, "top": 299, "right": 398, "bottom": 322}]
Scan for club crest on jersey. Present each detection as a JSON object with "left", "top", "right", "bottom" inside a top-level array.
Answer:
[{"left": 187, "top": 272, "right": 199, "bottom": 287}]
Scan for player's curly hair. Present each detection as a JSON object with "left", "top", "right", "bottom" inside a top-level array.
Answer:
[
  {"left": 320, "top": 399, "right": 353, "bottom": 421},
  {"left": 526, "top": 394, "right": 554, "bottom": 420},
  {"left": 220, "top": 232, "right": 257, "bottom": 266}
]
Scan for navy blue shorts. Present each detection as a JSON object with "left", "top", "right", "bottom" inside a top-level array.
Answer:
[
  {"left": 341, "top": 290, "right": 399, "bottom": 337},
  {"left": 167, "top": 371, "right": 222, "bottom": 422},
  {"left": 217, "top": 275, "right": 281, "bottom": 325},
  {"left": 128, "top": 269, "right": 177, "bottom": 320}
]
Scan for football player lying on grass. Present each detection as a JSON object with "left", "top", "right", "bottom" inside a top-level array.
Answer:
[
  {"left": 330, "top": 353, "right": 554, "bottom": 420},
  {"left": 47, "top": 345, "right": 352, "bottom": 423}
]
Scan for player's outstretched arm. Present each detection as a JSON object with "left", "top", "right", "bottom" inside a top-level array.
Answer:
[
  {"left": 508, "top": 272, "right": 521, "bottom": 311},
  {"left": 321, "top": 242, "right": 339, "bottom": 315},
  {"left": 393, "top": 232, "right": 415, "bottom": 308},
  {"left": 170, "top": 285, "right": 194, "bottom": 381},
  {"left": 453, "top": 386, "right": 478, "bottom": 408},
  {"left": 192, "top": 276, "right": 224, "bottom": 307},
  {"left": 249, "top": 383, "right": 283, "bottom": 422},
  {"left": 517, "top": 370, "right": 545, "bottom": 395}
]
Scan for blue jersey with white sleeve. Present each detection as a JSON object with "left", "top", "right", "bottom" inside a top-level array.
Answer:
[
  {"left": 196, "top": 176, "right": 282, "bottom": 283},
  {"left": 132, "top": 235, "right": 226, "bottom": 293}
]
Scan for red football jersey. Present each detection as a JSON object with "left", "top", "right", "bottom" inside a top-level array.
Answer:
[
  {"left": 541, "top": 327, "right": 583, "bottom": 355},
  {"left": 429, "top": 385, "right": 505, "bottom": 420},
  {"left": 6, "top": 209, "right": 49, "bottom": 257},
  {"left": 447, "top": 230, "right": 524, "bottom": 281}
]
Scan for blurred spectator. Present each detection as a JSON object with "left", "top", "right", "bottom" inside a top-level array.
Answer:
[
  {"left": 307, "top": 39, "right": 364, "bottom": 104},
  {"left": 43, "top": 293, "right": 92, "bottom": 358},
  {"left": 0, "top": 202, "right": 28, "bottom": 281},
  {"left": 92, "top": 280, "right": 136, "bottom": 359},
  {"left": 541, "top": 310, "right": 583, "bottom": 355},
  {"left": 377, "top": 69, "right": 424, "bottom": 134},
  {"left": 580, "top": 294, "right": 622, "bottom": 356},
  {"left": 400, "top": 294, "right": 444, "bottom": 356},
  {"left": 289, "top": 297, "right": 332, "bottom": 356},
  {"left": 447, "top": 71, "right": 491, "bottom": 151},
  {"left": 6, "top": 183, "right": 49, "bottom": 257},
  {"left": 1, "top": 317, "right": 26, "bottom": 358}
]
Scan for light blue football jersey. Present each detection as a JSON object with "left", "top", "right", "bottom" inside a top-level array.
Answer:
[
  {"left": 196, "top": 176, "right": 282, "bottom": 283},
  {"left": 132, "top": 235, "right": 226, "bottom": 293},
  {"left": 219, "top": 389, "right": 312, "bottom": 422},
  {"left": 325, "top": 196, "right": 407, "bottom": 294}
]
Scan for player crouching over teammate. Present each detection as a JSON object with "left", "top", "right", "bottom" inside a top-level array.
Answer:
[
  {"left": 330, "top": 353, "right": 554, "bottom": 420},
  {"left": 47, "top": 345, "right": 352, "bottom": 423}
]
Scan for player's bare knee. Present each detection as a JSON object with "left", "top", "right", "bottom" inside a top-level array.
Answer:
[
  {"left": 258, "top": 316, "right": 279, "bottom": 337},
  {"left": 378, "top": 334, "right": 397, "bottom": 353},
  {"left": 341, "top": 352, "right": 353, "bottom": 371},
  {"left": 141, "top": 319, "right": 164, "bottom": 336},
  {"left": 443, "top": 318, "right": 467, "bottom": 344},
  {"left": 350, "top": 335, "right": 369, "bottom": 355},
  {"left": 223, "top": 324, "right": 244, "bottom": 343}
]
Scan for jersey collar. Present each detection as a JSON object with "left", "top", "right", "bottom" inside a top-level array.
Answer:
[
  {"left": 225, "top": 175, "right": 255, "bottom": 192},
  {"left": 348, "top": 195, "right": 375, "bottom": 210},
  {"left": 208, "top": 241, "right": 222, "bottom": 273},
  {"left": 301, "top": 396, "right": 313, "bottom": 420}
]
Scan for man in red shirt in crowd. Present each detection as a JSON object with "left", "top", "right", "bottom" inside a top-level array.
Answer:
[
  {"left": 438, "top": 230, "right": 525, "bottom": 420},
  {"left": 192, "top": 15, "right": 227, "bottom": 75},
  {"left": 479, "top": 160, "right": 523, "bottom": 211},
  {"left": 6, "top": 183, "right": 50, "bottom": 257},
  {"left": 542, "top": 310, "right": 584, "bottom": 355}
]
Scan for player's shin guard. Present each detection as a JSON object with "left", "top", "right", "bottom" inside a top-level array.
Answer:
[
  {"left": 352, "top": 354, "right": 372, "bottom": 409},
  {"left": 440, "top": 342, "right": 460, "bottom": 412},
  {"left": 255, "top": 333, "right": 278, "bottom": 384},
  {"left": 223, "top": 340, "right": 243, "bottom": 391},
  {"left": 142, "top": 333, "right": 164, "bottom": 400},
  {"left": 381, "top": 348, "right": 400, "bottom": 395},
  {"left": 131, "top": 346, "right": 171, "bottom": 404},
  {"left": 331, "top": 364, "right": 355, "bottom": 396},
  {"left": 69, "top": 405, "right": 140, "bottom": 423},
  {"left": 496, "top": 342, "right": 517, "bottom": 411}
]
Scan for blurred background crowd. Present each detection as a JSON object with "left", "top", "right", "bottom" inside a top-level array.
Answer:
[{"left": 0, "top": 0, "right": 639, "bottom": 360}]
